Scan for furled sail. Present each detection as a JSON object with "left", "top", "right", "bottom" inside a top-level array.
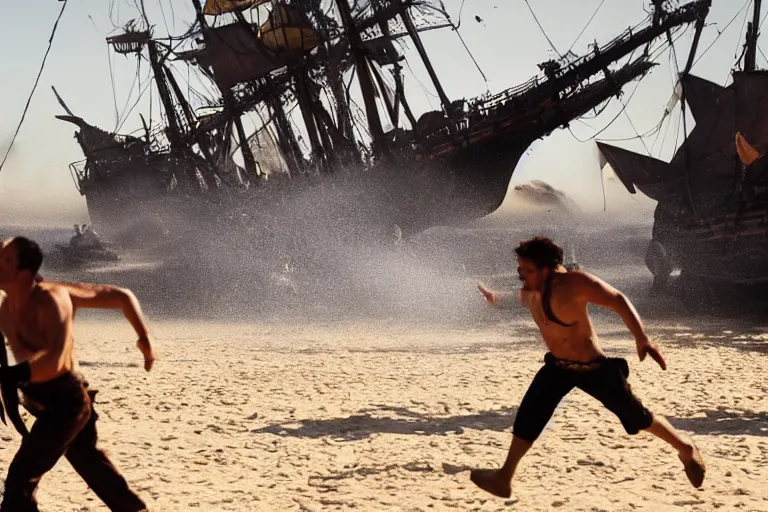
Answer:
[
  {"left": 260, "top": 4, "right": 321, "bottom": 54},
  {"left": 203, "top": 0, "right": 269, "bottom": 16},
  {"left": 180, "top": 23, "right": 288, "bottom": 89}
]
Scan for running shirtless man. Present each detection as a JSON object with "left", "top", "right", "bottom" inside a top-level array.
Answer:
[
  {"left": 0, "top": 236, "right": 155, "bottom": 511},
  {"left": 470, "top": 236, "right": 705, "bottom": 498}
]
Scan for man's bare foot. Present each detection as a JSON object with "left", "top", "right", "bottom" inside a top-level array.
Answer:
[
  {"left": 679, "top": 444, "right": 706, "bottom": 488},
  {"left": 469, "top": 469, "right": 512, "bottom": 498}
]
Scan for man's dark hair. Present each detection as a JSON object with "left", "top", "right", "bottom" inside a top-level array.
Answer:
[
  {"left": 515, "top": 236, "right": 563, "bottom": 269},
  {"left": 12, "top": 237, "right": 44, "bottom": 277}
]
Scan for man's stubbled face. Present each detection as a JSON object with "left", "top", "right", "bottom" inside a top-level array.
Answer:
[{"left": 517, "top": 256, "right": 547, "bottom": 292}]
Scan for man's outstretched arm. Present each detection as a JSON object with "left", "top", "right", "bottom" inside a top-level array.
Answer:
[
  {"left": 55, "top": 282, "right": 155, "bottom": 371},
  {"left": 477, "top": 282, "right": 524, "bottom": 310},
  {"left": 571, "top": 271, "right": 666, "bottom": 370}
]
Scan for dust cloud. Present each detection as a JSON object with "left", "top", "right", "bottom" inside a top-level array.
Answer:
[{"left": 6, "top": 175, "right": 665, "bottom": 326}]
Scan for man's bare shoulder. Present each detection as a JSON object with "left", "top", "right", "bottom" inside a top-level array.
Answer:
[
  {"left": 43, "top": 280, "right": 133, "bottom": 310},
  {"left": 34, "top": 283, "right": 74, "bottom": 314},
  {"left": 557, "top": 270, "right": 601, "bottom": 288},
  {"left": 557, "top": 270, "right": 615, "bottom": 297},
  {"left": 559, "top": 270, "right": 624, "bottom": 306},
  {"left": 43, "top": 280, "right": 110, "bottom": 297}
]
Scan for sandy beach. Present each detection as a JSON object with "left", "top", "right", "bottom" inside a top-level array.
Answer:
[{"left": 1, "top": 309, "right": 764, "bottom": 511}]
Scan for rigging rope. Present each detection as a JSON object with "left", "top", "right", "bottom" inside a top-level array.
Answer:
[
  {"left": 159, "top": 0, "right": 172, "bottom": 35},
  {"left": 656, "top": 100, "right": 675, "bottom": 158},
  {"left": 403, "top": 58, "right": 439, "bottom": 108},
  {"left": 81, "top": 0, "right": 103, "bottom": 34},
  {"left": 417, "top": 2, "right": 489, "bottom": 90},
  {"left": 693, "top": 0, "right": 751, "bottom": 67},
  {"left": 167, "top": 0, "right": 178, "bottom": 29},
  {"left": 567, "top": 26, "right": 684, "bottom": 147},
  {"left": 651, "top": 101, "right": 672, "bottom": 156},
  {"left": 568, "top": 0, "right": 607, "bottom": 55},
  {"left": 107, "top": 45, "right": 120, "bottom": 126},
  {"left": 107, "top": 0, "right": 128, "bottom": 31},
  {"left": 622, "top": 107, "right": 652, "bottom": 156},
  {"left": 523, "top": 0, "right": 562, "bottom": 58},
  {"left": 0, "top": 0, "right": 69, "bottom": 175},
  {"left": 731, "top": 1, "right": 752, "bottom": 76},
  {"left": 672, "top": 106, "right": 682, "bottom": 156},
  {"left": 116, "top": 75, "right": 154, "bottom": 132},
  {"left": 115, "top": 57, "right": 144, "bottom": 131},
  {"left": 595, "top": 116, "right": 665, "bottom": 143},
  {"left": 451, "top": 28, "right": 489, "bottom": 90},
  {"left": 760, "top": 45, "right": 768, "bottom": 65},
  {"left": 457, "top": 0, "right": 467, "bottom": 27},
  {"left": 567, "top": 80, "right": 643, "bottom": 144},
  {"left": 113, "top": 26, "right": 200, "bottom": 134}
]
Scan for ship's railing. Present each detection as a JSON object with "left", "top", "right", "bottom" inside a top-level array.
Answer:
[
  {"left": 416, "top": 55, "right": 652, "bottom": 154},
  {"left": 146, "top": 125, "right": 172, "bottom": 153},
  {"left": 68, "top": 159, "right": 88, "bottom": 194},
  {"left": 469, "top": 15, "right": 654, "bottom": 114},
  {"left": 415, "top": 13, "right": 665, "bottom": 145}
]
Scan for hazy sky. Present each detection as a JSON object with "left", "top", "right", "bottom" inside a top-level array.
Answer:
[{"left": 0, "top": 0, "right": 757, "bottom": 224}]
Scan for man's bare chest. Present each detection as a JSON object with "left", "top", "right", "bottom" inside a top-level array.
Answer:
[
  {"left": 527, "top": 296, "right": 556, "bottom": 327},
  {"left": 527, "top": 293, "right": 578, "bottom": 332}
]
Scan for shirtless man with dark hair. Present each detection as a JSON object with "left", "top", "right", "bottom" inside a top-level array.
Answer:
[
  {"left": 470, "top": 236, "right": 705, "bottom": 498},
  {"left": 0, "top": 236, "right": 154, "bottom": 511}
]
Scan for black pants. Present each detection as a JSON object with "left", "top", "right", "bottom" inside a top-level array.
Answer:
[
  {"left": 1, "top": 373, "right": 147, "bottom": 512},
  {"left": 512, "top": 353, "right": 654, "bottom": 442}
]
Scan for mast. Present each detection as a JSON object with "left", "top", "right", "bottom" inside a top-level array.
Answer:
[
  {"left": 370, "top": 63, "right": 398, "bottom": 128},
  {"left": 395, "top": 65, "right": 419, "bottom": 130},
  {"left": 370, "top": 2, "right": 409, "bottom": 131},
  {"left": 294, "top": 69, "right": 326, "bottom": 159},
  {"left": 163, "top": 63, "right": 196, "bottom": 132},
  {"left": 333, "top": 0, "right": 386, "bottom": 148},
  {"left": 147, "top": 42, "right": 185, "bottom": 150},
  {"left": 269, "top": 94, "right": 304, "bottom": 169},
  {"left": 189, "top": 0, "right": 208, "bottom": 37},
  {"left": 679, "top": 8, "right": 708, "bottom": 218},
  {"left": 744, "top": 0, "right": 762, "bottom": 72},
  {"left": 310, "top": 3, "right": 356, "bottom": 144},
  {"left": 399, "top": 6, "right": 452, "bottom": 114},
  {"left": 189, "top": 0, "right": 261, "bottom": 178},
  {"left": 161, "top": 56, "right": 220, "bottom": 168}
]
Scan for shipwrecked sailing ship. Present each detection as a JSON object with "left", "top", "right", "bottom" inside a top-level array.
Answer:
[
  {"left": 599, "top": 0, "right": 768, "bottom": 298},
  {"left": 56, "top": 0, "right": 711, "bottom": 244}
]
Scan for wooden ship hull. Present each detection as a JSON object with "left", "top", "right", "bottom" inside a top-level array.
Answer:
[
  {"left": 598, "top": 1, "right": 768, "bottom": 299},
  {"left": 56, "top": 0, "right": 710, "bottom": 246}
]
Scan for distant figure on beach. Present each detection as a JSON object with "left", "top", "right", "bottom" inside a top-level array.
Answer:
[
  {"left": 0, "top": 236, "right": 154, "bottom": 511},
  {"left": 69, "top": 224, "right": 104, "bottom": 251},
  {"left": 471, "top": 236, "right": 705, "bottom": 498}
]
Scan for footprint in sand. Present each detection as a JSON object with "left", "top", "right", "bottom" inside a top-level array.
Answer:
[{"left": 442, "top": 462, "right": 471, "bottom": 475}]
